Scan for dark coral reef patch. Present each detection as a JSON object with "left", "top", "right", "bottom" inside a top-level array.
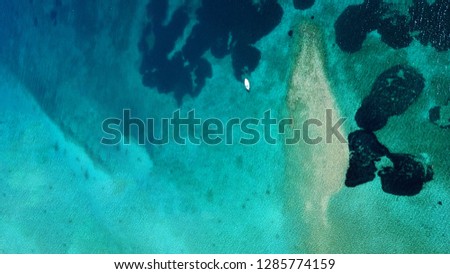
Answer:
[
  {"left": 378, "top": 13, "right": 413, "bottom": 49},
  {"left": 335, "top": 0, "right": 450, "bottom": 52},
  {"left": 355, "top": 65, "right": 425, "bottom": 131},
  {"left": 139, "top": 0, "right": 283, "bottom": 105},
  {"left": 345, "top": 65, "right": 433, "bottom": 196},
  {"left": 429, "top": 100, "right": 450, "bottom": 129},
  {"left": 379, "top": 153, "right": 434, "bottom": 196},
  {"left": 409, "top": 0, "right": 450, "bottom": 52},
  {"left": 345, "top": 130, "right": 390, "bottom": 187},
  {"left": 293, "top": 0, "right": 315, "bottom": 10},
  {"left": 334, "top": 0, "right": 386, "bottom": 53}
]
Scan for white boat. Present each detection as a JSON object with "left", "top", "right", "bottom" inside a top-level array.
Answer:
[{"left": 244, "top": 78, "right": 250, "bottom": 92}]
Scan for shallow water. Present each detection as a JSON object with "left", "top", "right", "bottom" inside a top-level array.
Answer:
[{"left": 0, "top": 0, "right": 448, "bottom": 253}]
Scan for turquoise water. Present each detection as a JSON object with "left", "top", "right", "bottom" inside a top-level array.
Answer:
[{"left": 0, "top": 0, "right": 449, "bottom": 253}]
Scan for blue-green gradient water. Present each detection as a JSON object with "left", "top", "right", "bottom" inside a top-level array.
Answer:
[{"left": 0, "top": 0, "right": 449, "bottom": 253}]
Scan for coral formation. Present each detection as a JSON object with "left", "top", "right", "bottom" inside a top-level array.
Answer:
[
  {"left": 334, "top": 0, "right": 385, "bottom": 53},
  {"left": 345, "top": 64, "right": 433, "bottom": 196},
  {"left": 429, "top": 101, "right": 450, "bottom": 129},
  {"left": 293, "top": 0, "right": 315, "bottom": 10},
  {"left": 379, "top": 153, "right": 434, "bottom": 196},
  {"left": 335, "top": 0, "right": 450, "bottom": 52},
  {"left": 355, "top": 65, "right": 425, "bottom": 131},
  {"left": 139, "top": 0, "right": 283, "bottom": 104},
  {"left": 345, "top": 130, "right": 390, "bottom": 187}
]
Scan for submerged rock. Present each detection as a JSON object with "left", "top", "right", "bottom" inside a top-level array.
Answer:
[
  {"left": 187, "top": 0, "right": 283, "bottom": 74},
  {"left": 345, "top": 130, "right": 390, "bottom": 187},
  {"left": 379, "top": 153, "right": 434, "bottom": 196},
  {"left": 429, "top": 101, "right": 450, "bottom": 129},
  {"left": 355, "top": 64, "right": 425, "bottom": 131},
  {"left": 192, "top": 58, "right": 213, "bottom": 97},
  {"left": 336, "top": 0, "right": 449, "bottom": 52},
  {"left": 408, "top": 0, "right": 431, "bottom": 33},
  {"left": 231, "top": 43, "right": 261, "bottom": 80},
  {"left": 139, "top": 0, "right": 283, "bottom": 105},
  {"left": 428, "top": 0, "right": 450, "bottom": 51},
  {"left": 345, "top": 131, "right": 435, "bottom": 196},
  {"left": 378, "top": 14, "right": 413, "bottom": 49},
  {"left": 334, "top": 0, "right": 386, "bottom": 53},
  {"left": 293, "top": 0, "right": 315, "bottom": 10},
  {"left": 410, "top": 0, "right": 450, "bottom": 52}
]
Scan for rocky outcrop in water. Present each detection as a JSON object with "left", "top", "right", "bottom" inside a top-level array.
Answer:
[
  {"left": 345, "top": 130, "right": 390, "bottom": 187},
  {"left": 334, "top": 0, "right": 385, "bottom": 53},
  {"left": 355, "top": 65, "right": 425, "bottom": 131},
  {"left": 429, "top": 101, "right": 450, "bottom": 129},
  {"left": 378, "top": 13, "right": 413, "bottom": 49},
  {"left": 379, "top": 153, "right": 434, "bottom": 196},
  {"left": 139, "top": 0, "right": 283, "bottom": 105},
  {"left": 409, "top": 0, "right": 450, "bottom": 52},
  {"left": 335, "top": 0, "right": 450, "bottom": 52},
  {"left": 293, "top": 0, "right": 315, "bottom": 10},
  {"left": 345, "top": 64, "right": 433, "bottom": 196}
]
